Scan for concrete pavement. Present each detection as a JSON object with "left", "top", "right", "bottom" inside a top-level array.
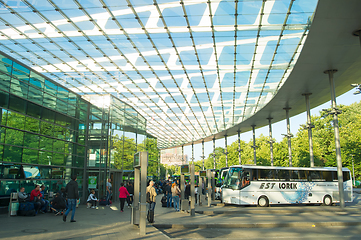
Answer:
[{"left": 0, "top": 190, "right": 360, "bottom": 239}]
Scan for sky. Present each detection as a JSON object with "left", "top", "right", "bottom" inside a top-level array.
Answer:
[{"left": 182, "top": 88, "right": 360, "bottom": 162}]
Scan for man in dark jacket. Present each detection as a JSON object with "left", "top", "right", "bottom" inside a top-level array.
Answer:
[
  {"left": 165, "top": 182, "right": 172, "bottom": 208},
  {"left": 63, "top": 175, "right": 79, "bottom": 222}
]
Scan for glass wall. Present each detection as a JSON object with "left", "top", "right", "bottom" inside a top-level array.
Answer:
[
  {"left": 0, "top": 52, "right": 87, "bottom": 202},
  {"left": 0, "top": 51, "right": 154, "bottom": 209}
]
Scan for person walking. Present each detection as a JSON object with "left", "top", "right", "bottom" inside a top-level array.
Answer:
[
  {"left": 171, "top": 182, "right": 180, "bottom": 212},
  {"left": 63, "top": 175, "right": 79, "bottom": 223},
  {"left": 106, "top": 178, "right": 112, "bottom": 206},
  {"left": 146, "top": 181, "right": 157, "bottom": 223},
  {"left": 118, "top": 182, "right": 130, "bottom": 212}
]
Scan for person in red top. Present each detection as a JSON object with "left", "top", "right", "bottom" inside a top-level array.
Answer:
[
  {"left": 118, "top": 182, "right": 130, "bottom": 212},
  {"left": 30, "top": 185, "right": 43, "bottom": 213}
]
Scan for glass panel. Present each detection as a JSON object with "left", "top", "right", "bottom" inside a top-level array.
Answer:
[
  {"left": 56, "top": 99, "right": 68, "bottom": 115},
  {"left": 22, "top": 148, "right": 39, "bottom": 164},
  {"left": 9, "top": 94, "right": 26, "bottom": 114},
  {"left": 44, "top": 80, "right": 58, "bottom": 96},
  {"left": 24, "top": 117, "right": 40, "bottom": 133},
  {"left": 73, "top": 156, "right": 84, "bottom": 167},
  {"left": 40, "top": 121, "right": 53, "bottom": 136},
  {"left": 3, "top": 145, "right": 22, "bottom": 162},
  {"left": 0, "top": 127, "right": 5, "bottom": 143},
  {"left": 26, "top": 102, "right": 42, "bottom": 119},
  {"left": 12, "top": 62, "right": 30, "bottom": 82},
  {"left": 28, "top": 85, "right": 43, "bottom": 105},
  {"left": 53, "top": 125, "right": 65, "bottom": 140},
  {"left": 57, "top": 87, "right": 69, "bottom": 102},
  {"left": 52, "top": 153, "right": 65, "bottom": 166},
  {"left": 39, "top": 151, "right": 52, "bottom": 165},
  {"left": 29, "top": 72, "right": 45, "bottom": 90},
  {"left": 53, "top": 139, "right": 65, "bottom": 153},
  {"left": 0, "top": 90, "right": 9, "bottom": 109},
  {"left": 55, "top": 112, "right": 68, "bottom": 126},
  {"left": 5, "top": 128, "right": 24, "bottom": 146},
  {"left": 39, "top": 136, "right": 53, "bottom": 151},
  {"left": 41, "top": 108, "right": 55, "bottom": 122},
  {"left": 0, "top": 72, "right": 11, "bottom": 92},
  {"left": 0, "top": 144, "right": 3, "bottom": 160},
  {"left": 6, "top": 111, "right": 25, "bottom": 130},
  {"left": 39, "top": 167, "right": 51, "bottom": 179},
  {"left": 10, "top": 78, "right": 28, "bottom": 98},
  {"left": 23, "top": 132, "right": 40, "bottom": 149},
  {"left": 43, "top": 92, "right": 56, "bottom": 109}
]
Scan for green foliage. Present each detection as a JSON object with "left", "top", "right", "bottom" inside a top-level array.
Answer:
[
  {"left": 111, "top": 136, "right": 160, "bottom": 177},
  {"left": 188, "top": 101, "right": 361, "bottom": 181}
]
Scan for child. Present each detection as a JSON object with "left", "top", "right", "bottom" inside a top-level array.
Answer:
[{"left": 87, "top": 190, "right": 98, "bottom": 209}]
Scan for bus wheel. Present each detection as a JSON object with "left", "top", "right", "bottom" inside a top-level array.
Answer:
[
  {"left": 323, "top": 195, "right": 332, "bottom": 206},
  {"left": 258, "top": 196, "right": 269, "bottom": 207}
]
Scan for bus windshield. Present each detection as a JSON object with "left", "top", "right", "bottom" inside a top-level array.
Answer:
[{"left": 224, "top": 167, "right": 242, "bottom": 189}]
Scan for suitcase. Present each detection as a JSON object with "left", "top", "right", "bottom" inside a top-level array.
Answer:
[{"left": 161, "top": 196, "right": 167, "bottom": 207}]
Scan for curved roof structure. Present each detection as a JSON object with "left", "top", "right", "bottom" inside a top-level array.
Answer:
[{"left": 0, "top": 0, "right": 359, "bottom": 149}]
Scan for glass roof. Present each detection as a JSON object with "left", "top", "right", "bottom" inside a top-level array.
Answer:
[{"left": 0, "top": 0, "right": 318, "bottom": 149}]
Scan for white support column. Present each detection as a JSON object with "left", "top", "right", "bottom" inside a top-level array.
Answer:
[
  {"left": 251, "top": 125, "right": 257, "bottom": 165},
  {"left": 283, "top": 107, "right": 293, "bottom": 167},
  {"left": 213, "top": 137, "right": 216, "bottom": 169},
  {"left": 201, "top": 140, "right": 205, "bottom": 170},
  {"left": 225, "top": 135, "right": 228, "bottom": 167},
  {"left": 237, "top": 130, "right": 242, "bottom": 165},
  {"left": 324, "top": 69, "right": 344, "bottom": 209},
  {"left": 303, "top": 93, "right": 315, "bottom": 167},
  {"left": 268, "top": 118, "right": 274, "bottom": 166}
]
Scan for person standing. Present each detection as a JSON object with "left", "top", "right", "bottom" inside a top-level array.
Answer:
[
  {"left": 165, "top": 181, "right": 172, "bottom": 208},
  {"left": 171, "top": 182, "right": 180, "bottom": 212},
  {"left": 63, "top": 175, "right": 79, "bottom": 223},
  {"left": 118, "top": 182, "right": 130, "bottom": 212},
  {"left": 126, "top": 182, "right": 134, "bottom": 207},
  {"left": 106, "top": 178, "right": 112, "bottom": 206},
  {"left": 146, "top": 181, "right": 157, "bottom": 223}
]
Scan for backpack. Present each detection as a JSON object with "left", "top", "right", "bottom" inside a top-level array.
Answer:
[{"left": 146, "top": 191, "right": 151, "bottom": 203}]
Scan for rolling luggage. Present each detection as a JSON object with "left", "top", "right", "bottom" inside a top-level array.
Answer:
[{"left": 161, "top": 196, "right": 167, "bottom": 207}]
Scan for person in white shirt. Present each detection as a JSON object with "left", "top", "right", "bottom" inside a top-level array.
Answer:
[{"left": 87, "top": 190, "right": 98, "bottom": 209}]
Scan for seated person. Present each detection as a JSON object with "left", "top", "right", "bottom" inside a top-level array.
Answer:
[
  {"left": 18, "top": 187, "right": 29, "bottom": 202},
  {"left": 30, "top": 185, "right": 44, "bottom": 214},
  {"left": 87, "top": 190, "right": 99, "bottom": 209},
  {"left": 40, "top": 185, "right": 49, "bottom": 213},
  {"left": 50, "top": 193, "right": 67, "bottom": 215}
]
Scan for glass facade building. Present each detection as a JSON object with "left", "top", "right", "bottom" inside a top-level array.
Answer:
[{"left": 0, "top": 51, "right": 153, "bottom": 209}]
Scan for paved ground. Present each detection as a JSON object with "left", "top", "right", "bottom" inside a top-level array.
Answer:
[{"left": 1, "top": 190, "right": 361, "bottom": 239}]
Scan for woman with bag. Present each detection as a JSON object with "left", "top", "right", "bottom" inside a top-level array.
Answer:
[{"left": 171, "top": 182, "right": 180, "bottom": 212}]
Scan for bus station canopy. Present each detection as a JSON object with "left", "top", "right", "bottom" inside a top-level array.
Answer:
[{"left": 0, "top": 0, "right": 360, "bottom": 149}]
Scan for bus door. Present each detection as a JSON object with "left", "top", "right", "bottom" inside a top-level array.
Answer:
[
  {"left": 239, "top": 170, "right": 251, "bottom": 204},
  {"left": 223, "top": 168, "right": 242, "bottom": 204}
]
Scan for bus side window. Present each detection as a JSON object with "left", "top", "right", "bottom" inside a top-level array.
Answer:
[
  {"left": 343, "top": 171, "right": 350, "bottom": 182},
  {"left": 241, "top": 171, "right": 250, "bottom": 189},
  {"left": 322, "top": 171, "right": 333, "bottom": 182}
]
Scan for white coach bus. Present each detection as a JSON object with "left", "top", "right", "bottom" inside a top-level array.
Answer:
[{"left": 222, "top": 165, "right": 353, "bottom": 207}]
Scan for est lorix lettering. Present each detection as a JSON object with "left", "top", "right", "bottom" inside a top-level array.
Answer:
[{"left": 259, "top": 183, "right": 297, "bottom": 190}]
